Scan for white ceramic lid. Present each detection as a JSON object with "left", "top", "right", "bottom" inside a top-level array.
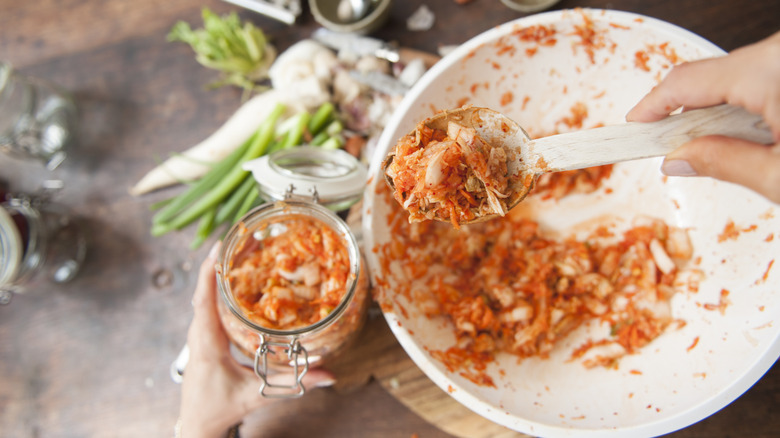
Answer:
[{"left": 243, "top": 146, "right": 367, "bottom": 211}]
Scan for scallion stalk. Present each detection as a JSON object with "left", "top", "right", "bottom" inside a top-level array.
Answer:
[{"left": 152, "top": 103, "right": 285, "bottom": 235}]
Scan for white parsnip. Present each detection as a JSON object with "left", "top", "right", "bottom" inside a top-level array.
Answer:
[{"left": 129, "top": 89, "right": 285, "bottom": 195}]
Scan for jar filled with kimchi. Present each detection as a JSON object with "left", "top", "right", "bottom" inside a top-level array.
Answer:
[{"left": 216, "top": 146, "right": 368, "bottom": 398}]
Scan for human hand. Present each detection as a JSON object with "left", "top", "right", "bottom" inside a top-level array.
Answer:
[
  {"left": 627, "top": 31, "right": 780, "bottom": 204},
  {"left": 179, "top": 243, "right": 336, "bottom": 438}
]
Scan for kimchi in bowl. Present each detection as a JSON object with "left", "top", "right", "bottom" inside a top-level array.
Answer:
[{"left": 362, "top": 9, "right": 780, "bottom": 437}]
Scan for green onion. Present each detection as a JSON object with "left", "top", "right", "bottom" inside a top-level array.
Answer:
[
  {"left": 167, "top": 8, "right": 274, "bottom": 96},
  {"left": 280, "top": 112, "right": 310, "bottom": 150},
  {"left": 152, "top": 133, "right": 255, "bottom": 225},
  {"left": 308, "top": 102, "right": 335, "bottom": 135},
  {"left": 325, "top": 119, "right": 343, "bottom": 137},
  {"left": 152, "top": 103, "right": 285, "bottom": 235},
  {"left": 149, "top": 198, "right": 173, "bottom": 211},
  {"left": 320, "top": 137, "right": 343, "bottom": 150},
  {"left": 190, "top": 206, "right": 217, "bottom": 250},
  {"left": 214, "top": 174, "right": 256, "bottom": 226},
  {"left": 310, "top": 131, "right": 329, "bottom": 146},
  {"left": 234, "top": 186, "right": 260, "bottom": 222}
]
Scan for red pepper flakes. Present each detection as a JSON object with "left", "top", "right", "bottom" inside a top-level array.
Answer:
[
  {"left": 757, "top": 259, "right": 774, "bottom": 284},
  {"left": 500, "top": 91, "right": 514, "bottom": 106},
  {"left": 687, "top": 336, "right": 700, "bottom": 352},
  {"left": 718, "top": 220, "right": 740, "bottom": 242},
  {"left": 718, "top": 220, "right": 758, "bottom": 242},
  {"left": 571, "top": 8, "right": 611, "bottom": 64},
  {"left": 521, "top": 95, "right": 531, "bottom": 110},
  {"left": 703, "top": 289, "right": 731, "bottom": 315},
  {"left": 558, "top": 101, "right": 589, "bottom": 130},
  {"left": 374, "top": 177, "right": 693, "bottom": 383},
  {"left": 634, "top": 50, "right": 651, "bottom": 72}
]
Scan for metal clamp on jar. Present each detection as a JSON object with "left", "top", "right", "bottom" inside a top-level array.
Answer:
[{"left": 216, "top": 146, "right": 369, "bottom": 398}]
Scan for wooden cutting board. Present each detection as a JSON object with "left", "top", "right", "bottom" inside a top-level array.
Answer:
[{"left": 328, "top": 308, "right": 528, "bottom": 438}]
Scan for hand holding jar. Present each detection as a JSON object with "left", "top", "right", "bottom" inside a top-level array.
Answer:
[{"left": 178, "top": 243, "right": 336, "bottom": 438}]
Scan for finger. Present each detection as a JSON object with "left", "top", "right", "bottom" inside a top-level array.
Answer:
[
  {"left": 301, "top": 368, "right": 337, "bottom": 389},
  {"left": 192, "top": 241, "right": 221, "bottom": 309},
  {"left": 235, "top": 367, "right": 337, "bottom": 414},
  {"left": 188, "top": 242, "right": 228, "bottom": 355},
  {"left": 661, "top": 136, "right": 780, "bottom": 204},
  {"left": 626, "top": 57, "right": 731, "bottom": 123}
]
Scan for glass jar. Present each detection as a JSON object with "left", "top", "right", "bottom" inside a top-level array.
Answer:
[
  {"left": 216, "top": 146, "right": 369, "bottom": 398},
  {"left": 0, "top": 62, "right": 77, "bottom": 170},
  {"left": 0, "top": 193, "right": 86, "bottom": 304}
]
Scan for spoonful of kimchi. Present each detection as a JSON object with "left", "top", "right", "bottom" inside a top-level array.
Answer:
[{"left": 383, "top": 105, "right": 772, "bottom": 228}]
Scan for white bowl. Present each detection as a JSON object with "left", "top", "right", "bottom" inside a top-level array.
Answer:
[{"left": 362, "top": 8, "right": 780, "bottom": 438}]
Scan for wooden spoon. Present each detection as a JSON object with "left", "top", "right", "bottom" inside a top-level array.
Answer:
[{"left": 383, "top": 104, "right": 772, "bottom": 224}]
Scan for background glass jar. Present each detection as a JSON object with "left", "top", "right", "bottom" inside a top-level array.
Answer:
[
  {"left": 216, "top": 199, "right": 369, "bottom": 398},
  {"left": 0, "top": 62, "right": 77, "bottom": 170},
  {"left": 0, "top": 193, "right": 87, "bottom": 304}
]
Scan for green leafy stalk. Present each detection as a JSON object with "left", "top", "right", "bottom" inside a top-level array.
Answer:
[
  {"left": 152, "top": 103, "right": 285, "bottom": 235},
  {"left": 149, "top": 198, "right": 173, "bottom": 211},
  {"left": 214, "top": 174, "right": 255, "bottom": 226},
  {"left": 267, "top": 111, "right": 309, "bottom": 154},
  {"left": 190, "top": 206, "right": 217, "bottom": 250},
  {"left": 152, "top": 133, "right": 255, "bottom": 225},
  {"left": 168, "top": 8, "right": 274, "bottom": 95},
  {"left": 308, "top": 102, "right": 335, "bottom": 136},
  {"left": 320, "top": 137, "right": 343, "bottom": 150},
  {"left": 310, "top": 131, "right": 329, "bottom": 146},
  {"left": 234, "top": 186, "right": 260, "bottom": 222},
  {"left": 325, "top": 119, "right": 343, "bottom": 137},
  {"left": 280, "top": 112, "right": 310, "bottom": 150}
]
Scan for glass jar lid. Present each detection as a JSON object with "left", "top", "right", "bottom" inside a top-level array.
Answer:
[
  {"left": 243, "top": 146, "right": 367, "bottom": 211},
  {"left": 0, "top": 206, "right": 22, "bottom": 286}
]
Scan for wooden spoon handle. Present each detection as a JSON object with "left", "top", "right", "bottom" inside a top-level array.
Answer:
[{"left": 529, "top": 104, "right": 773, "bottom": 172}]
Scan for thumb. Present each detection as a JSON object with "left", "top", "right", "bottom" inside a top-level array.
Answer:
[
  {"left": 661, "top": 135, "right": 780, "bottom": 204},
  {"left": 301, "top": 368, "right": 337, "bottom": 389}
]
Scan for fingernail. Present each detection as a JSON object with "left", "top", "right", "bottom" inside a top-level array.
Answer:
[
  {"left": 207, "top": 241, "right": 221, "bottom": 261},
  {"left": 314, "top": 378, "right": 336, "bottom": 388},
  {"left": 661, "top": 159, "right": 697, "bottom": 176}
]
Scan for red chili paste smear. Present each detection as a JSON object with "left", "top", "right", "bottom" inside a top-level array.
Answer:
[
  {"left": 702, "top": 289, "right": 731, "bottom": 315},
  {"left": 718, "top": 220, "right": 758, "bottom": 242},
  {"left": 374, "top": 182, "right": 693, "bottom": 382}
]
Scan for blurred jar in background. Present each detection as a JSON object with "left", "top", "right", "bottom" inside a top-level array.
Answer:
[
  {"left": 0, "top": 192, "right": 87, "bottom": 304},
  {"left": 0, "top": 62, "right": 77, "bottom": 170}
]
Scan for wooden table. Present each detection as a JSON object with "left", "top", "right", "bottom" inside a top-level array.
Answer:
[{"left": 1, "top": 0, "right": 778, "bottom": 437}]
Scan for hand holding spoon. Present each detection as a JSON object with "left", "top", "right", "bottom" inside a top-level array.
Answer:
[{"left": 383, "top": 104, "right": 772, "bottom": 225}]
